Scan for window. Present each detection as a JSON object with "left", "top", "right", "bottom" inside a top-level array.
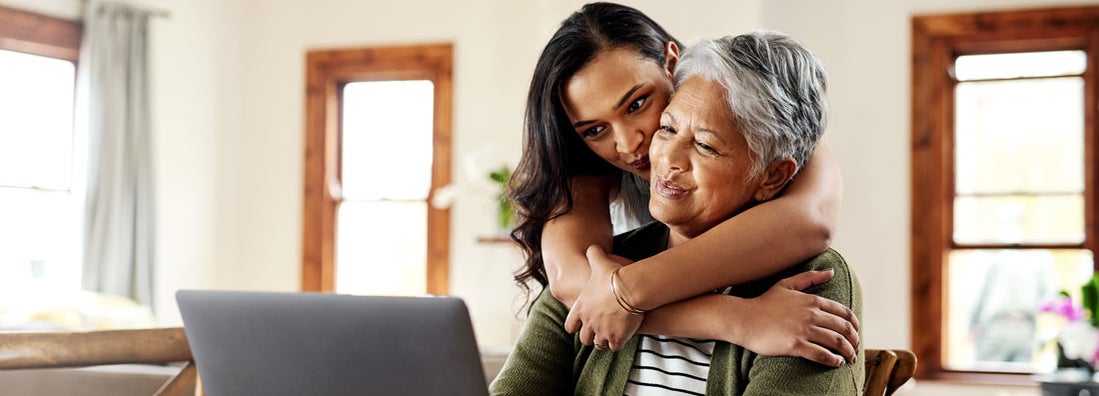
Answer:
[
  {"left": 336, "top": 80, "right": 435, "bottom": 295},
  {"left": 912, "top": 7, "right": 1099, "bottom": 380},
  {"left": 0, "top": 6, "right": 82, "bottom": 291},
  {"left": 302, "top": 44, "right": 452, "bottom": 295}
]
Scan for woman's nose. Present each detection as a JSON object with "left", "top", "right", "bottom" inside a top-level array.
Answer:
[
  {"left": 659, "top": 135, "right": 689, "bottom": 171},
  {"left": 613, "top": 124, "right": 645, "bottom": 155}
]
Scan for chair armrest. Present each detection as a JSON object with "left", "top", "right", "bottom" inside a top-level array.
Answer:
[{"left": 0, "top": 327, "right": 191, "bottom": 369}]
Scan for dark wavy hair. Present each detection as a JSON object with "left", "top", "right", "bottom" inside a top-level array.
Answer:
[{"left": 508, "top": 2, "right": 681, "bottom": 299}]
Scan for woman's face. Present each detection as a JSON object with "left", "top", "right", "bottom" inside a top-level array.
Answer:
[
  {"left": 648, "top": 75, "right": 760, "bottom": 240},
  {"left": 561, "top": 47, "right": 675, "bottom": 179}
]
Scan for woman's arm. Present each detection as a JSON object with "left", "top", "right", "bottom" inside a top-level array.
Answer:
[
  {"left": 540, "top": 175, "right": 616, "bottom": 307},
  {"left": 548, "top": 138, "right": 838, "bottom": 308},
  {"left": 566, "top": 245, "right": 858, "bottom": 366},
  {"left": 641, "top": 270, "right": 857, "bottom": 367},
  {"left": 564, "top": 139, "right": 848, "bottom": 350},
  {"left": 624, "top": 137, "right": 842, "bottom": 309}
]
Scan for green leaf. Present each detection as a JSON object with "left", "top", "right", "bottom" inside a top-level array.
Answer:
[
  {"left": 489, "top": 165, "right": 513, "bottom": 230},
  {"left": 1084, "top": 274, "right": 1099, "bottom": 327},
  {"left": 489, "top": 165, "right": 511, "bottom": 184}
]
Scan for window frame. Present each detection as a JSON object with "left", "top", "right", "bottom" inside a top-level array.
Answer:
[
  {"left": 0, "top": 5, "right": 81, "bottom": 61},
  {"left": 912, "top": 6, "right": 1099, "bottom": 382},
  {"left": 0, "top": 5, "right": 82, "bottom": 288},
  {"left": 302, "top": 44, "right": 453, "bottom": 295}
]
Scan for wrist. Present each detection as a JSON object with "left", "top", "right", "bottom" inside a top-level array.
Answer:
[
  {"left": 721, "top": 295, "right": 751, "bottom": 345},
  {"left": 611, "top": 267, "right": 646, "bottom": 315},
  {"left": 616, "top": 265, "right": 652, "bottom": 311}
]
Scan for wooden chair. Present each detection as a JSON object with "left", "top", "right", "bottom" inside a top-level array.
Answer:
[
  {"left": 0, "top": 327, "right": 202, "bottom": 396},
  {"left": 864, "top": 348, "right": 917, "bottom": 396}
]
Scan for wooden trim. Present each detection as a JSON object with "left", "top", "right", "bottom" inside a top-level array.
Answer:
[
  {"left": 303, "top": 52, "right": 334, "bottom": 292},
  {"left": 912, "top": 5, "right": 1099, "bottom": 380},
  {"left": 1087, "top": 30, "right": 1099, "bottom": 270},
  {"left": 302, "top": 43, "right": 453, "bottom": 295},
  {"left": 0, "top": 5, "right": 81, "bottom": 61},
  {"left": 427, "top": 50, "right": 453, "bottom": 296},
  {"left": 913, "top": 6, "right": 1099, "bottom": 38},
  {"left": 911, "top": 16, "right": 946, "bottom": 378}
]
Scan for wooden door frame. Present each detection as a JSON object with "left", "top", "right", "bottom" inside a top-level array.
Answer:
[{"left": 302, "top": 43, "right": 452, "bottom": 294}]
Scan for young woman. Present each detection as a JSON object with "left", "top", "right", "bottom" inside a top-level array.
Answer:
[{"left": 509, "top": 2, "right": 855, "bottom": 366}]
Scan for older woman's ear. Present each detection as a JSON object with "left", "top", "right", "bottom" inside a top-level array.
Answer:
[{"left": 753, "top": 158, "right": 798, "bottom": 202}]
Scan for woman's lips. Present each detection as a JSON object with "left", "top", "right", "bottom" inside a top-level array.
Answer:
[
  {"left": 629, "top": 157, "right": 650, "bottom": 170},
  {"left": 655, "top": 176, "right": 688, "bottom": 199}
]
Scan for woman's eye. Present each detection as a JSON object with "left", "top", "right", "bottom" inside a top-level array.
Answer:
[
  {"left": 696, "top": 141, "right": 717, "bottom": 154},
  {"left": 627, "top": 96, "right": 647, "bottom": 113},
  {"left": 581, "top": 126, "right": 605, "bottom": 139},
  {"left": 656, "top": 125, "right": 676, "bottom": 135}
]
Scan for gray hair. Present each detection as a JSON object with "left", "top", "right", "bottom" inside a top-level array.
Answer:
[{"left": 673, "top": 30, "right": 828, "bottom": 179}]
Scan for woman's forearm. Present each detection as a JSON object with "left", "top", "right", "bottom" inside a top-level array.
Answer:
[
  {"left": 637, "top": 293, "right": 733, "bottom": 340},
  {"left": 541, "top": 175, "right": 616, "bottom": 307},
  {"left": 637, "top": 268, "right": 859, "bottom": 367},
  {"left": 620, "top": 138, "right": 842, "bottom": 310}
]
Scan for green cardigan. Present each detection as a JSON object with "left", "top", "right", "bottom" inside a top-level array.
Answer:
[{"left": 490, "top": 222, "right": 865, "bottom": 395}]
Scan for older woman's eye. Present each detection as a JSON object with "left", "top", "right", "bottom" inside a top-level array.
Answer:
[
  {"left": 581, "top": 125, "right": 605, "bottom": 139},
  {"left": 696, "top": 140, "right": 718, "bottom": 154},
  {"left": 656, "top": 125, "right": 676, "bottom": 135},
  {"left": 627, "top": 96, "right": 647, "bottom": 113}
]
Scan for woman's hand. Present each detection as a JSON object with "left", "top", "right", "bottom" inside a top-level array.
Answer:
[
  {"left": 730, "top": 269, "right": 860, "bottom": 367},
  {"left": 563, "top": 245, "right": 641, "bottom": 351}
]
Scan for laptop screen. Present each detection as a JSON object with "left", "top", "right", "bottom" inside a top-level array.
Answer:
[{"left": 177, "top": 290, "right": 488, "bottom": 396}]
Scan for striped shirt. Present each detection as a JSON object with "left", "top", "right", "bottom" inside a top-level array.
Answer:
[{"left": 623, "top": 335, "right": 717, "bottom": 396}]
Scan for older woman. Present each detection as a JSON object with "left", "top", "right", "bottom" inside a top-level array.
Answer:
[{"left": 491, "top": 31, "right": 864, "bottom": 395}]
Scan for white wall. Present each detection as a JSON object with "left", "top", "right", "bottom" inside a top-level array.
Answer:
[
  {"left": 138, "top": 0, "right": 247, "bottom": 325},
  {"left": 10, "top": 0, "right": 1098, "bottom": 394}
]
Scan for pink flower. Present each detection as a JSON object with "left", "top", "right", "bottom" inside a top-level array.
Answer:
[{"left": 1041, "top": 295, "right": 1086, "bottom": 322}]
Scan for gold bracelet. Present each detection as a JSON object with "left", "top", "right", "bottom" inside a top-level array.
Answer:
[{"left": 610, "top": 267, "right": 646, "bottom": 315}]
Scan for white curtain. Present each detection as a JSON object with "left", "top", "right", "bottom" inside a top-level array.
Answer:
[{"left": 78, "top": 1, "right": 156, "bottom": 307}]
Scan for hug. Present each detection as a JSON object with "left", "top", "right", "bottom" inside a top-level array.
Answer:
[{"left": 493, "top": 29, "right": 864, "bottom": 396}]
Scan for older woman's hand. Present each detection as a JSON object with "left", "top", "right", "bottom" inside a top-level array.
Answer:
[
  {"left": 731, "top": 269, "right": 860, "bottom": 367},
  {"left": 563, "top": 245, "right": 641, "bottom": 351}
]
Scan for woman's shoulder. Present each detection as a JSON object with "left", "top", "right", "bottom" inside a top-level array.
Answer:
[
  {"left": 801, "top": 248, "right": 862, "bottom": 308},
  {"left": 804, "top": 248, "right": 852, "bottom": 279}
]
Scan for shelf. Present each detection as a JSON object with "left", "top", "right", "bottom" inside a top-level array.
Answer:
[{"left": 476, "top": 235, "right": 513, "bottom": 244}]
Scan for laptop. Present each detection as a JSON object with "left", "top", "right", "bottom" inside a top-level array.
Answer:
[{"left": 176, "top": 290, "right": 489, "bottom": 396}]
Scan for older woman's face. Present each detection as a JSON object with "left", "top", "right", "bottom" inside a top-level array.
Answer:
[
  {"left": 562, "top": 47, "right": 675, "bottom": 179},
  {"left": 649, "top": 75, "right": 759, "bottom": 239}
]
